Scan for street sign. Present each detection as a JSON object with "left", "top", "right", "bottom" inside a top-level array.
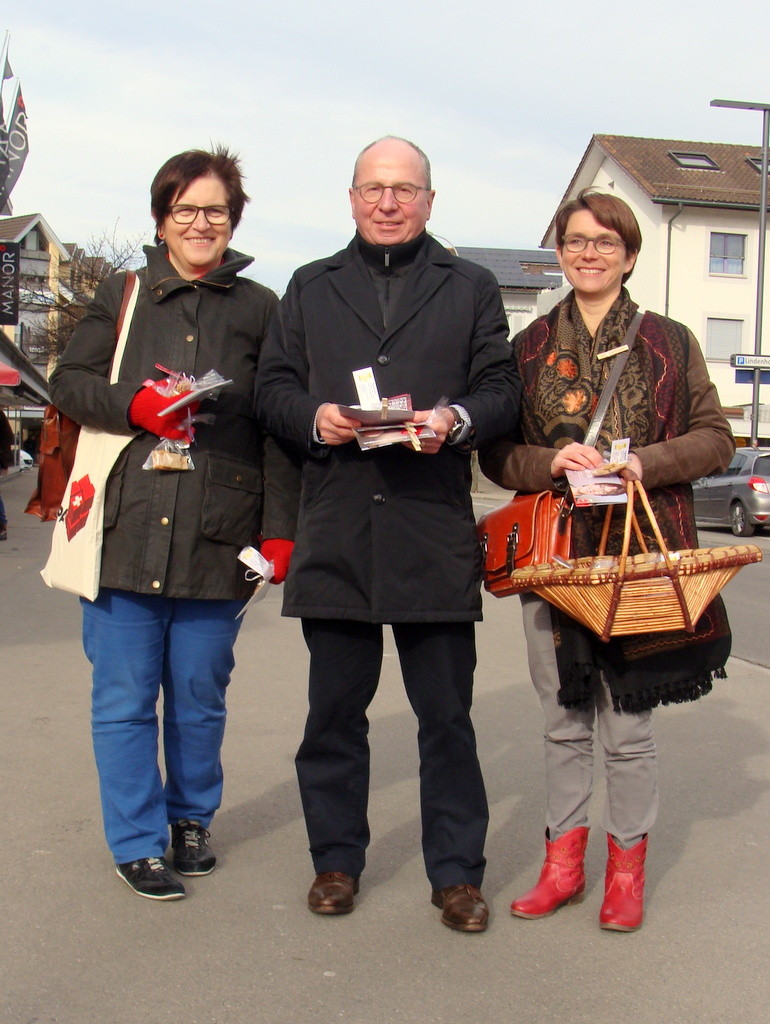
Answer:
[
  {"left": 730, "top": 353, "right": 770, "bottom": 369},
  {"left": 735, "top": 369, "right": 770, "bottom": 384},
  {"left": 733, "top": 370, "right": 770, "bottom": 382}
]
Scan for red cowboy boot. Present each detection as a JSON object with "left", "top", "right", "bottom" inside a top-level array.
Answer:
[
  {"left": 599, "top": 834, "right": 648, "bottom": 931},
  {"left": 511, "top": 827, "right": 589, "bottom": 918}
]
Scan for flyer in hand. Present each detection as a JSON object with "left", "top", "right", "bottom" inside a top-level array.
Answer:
[
  {"left": 341, "top": 392, "right": 435, "bottom": 451},
  {"left": 566, "top": 466, "right": 628, "bottom": 506},
  {"left": 566, "top": 439, "right": 631, "bottom": 506}
]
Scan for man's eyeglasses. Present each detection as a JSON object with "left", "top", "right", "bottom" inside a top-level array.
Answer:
[
  {"left": 168, "top": 204, "right": 231, "bottom": 225},
  {"left": 353, "top": 182, "right": 429, "bottom": 204},
  {"left": 562, "top": 235, "right": 624, "bottom": 255}
]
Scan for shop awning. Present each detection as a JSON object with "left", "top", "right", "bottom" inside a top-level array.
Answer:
[
  {"left": 0, "top": 337, "right": 50, "bottom": 407},
  {"left": 0, "top": 361, "right": 21, "bottom": 387}
]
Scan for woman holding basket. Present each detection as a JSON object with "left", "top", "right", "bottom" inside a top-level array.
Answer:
[{"left": 480, "top": 190, "right": 734, "bottom": 930}]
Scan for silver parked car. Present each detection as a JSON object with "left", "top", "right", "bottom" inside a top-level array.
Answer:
[{"left": 692, "top": 447, "right": 770, "bottom": 536}]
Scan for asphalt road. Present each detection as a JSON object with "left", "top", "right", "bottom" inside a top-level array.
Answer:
[
  {"left": 698, "top": 526, "right": 770, "bottom": 667},
  {"left": 2, "top": 470, "right": 769, "bottom": 1024}
]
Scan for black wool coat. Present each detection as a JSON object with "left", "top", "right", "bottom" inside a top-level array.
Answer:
[
  {"left": 50, "top": 244, "right": 300, "bottom": 600},
  {"left": 256, "top": 233, "right": 521, "bottom": 622}
]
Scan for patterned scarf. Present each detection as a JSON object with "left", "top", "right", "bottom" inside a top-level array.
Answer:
[{"left": 517, "top": 289, "right": 730, "bottom": 712}]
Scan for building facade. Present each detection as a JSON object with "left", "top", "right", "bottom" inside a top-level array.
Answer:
[{"left": 0, "top": 212, "right": 94, "bottom": 458}]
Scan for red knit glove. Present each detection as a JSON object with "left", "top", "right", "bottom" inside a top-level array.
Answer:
[
  {"left": 128, "top": 384, "right": 200, "bottom": 440},
  {"left": 260, "top": 538, "right": 294, "bottom": 584}
]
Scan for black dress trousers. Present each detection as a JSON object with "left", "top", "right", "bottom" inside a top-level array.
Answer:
[{"left": 296, "top": 618, "right": 488, "bottom": 890}]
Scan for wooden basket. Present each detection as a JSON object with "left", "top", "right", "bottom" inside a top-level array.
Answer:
[{"left": 508, "top": 479, "right": 762, "bottom": 642}]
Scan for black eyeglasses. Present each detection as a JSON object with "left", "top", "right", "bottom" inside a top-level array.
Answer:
[
  {"left": 352, "top": 182, "right": 429, "bottom": 204},
  {"left": 168, "top": 204, "right": 231, "bottom": 225},
  {"left": 562, "top": 235, "right": 624, "bottom": 255}
]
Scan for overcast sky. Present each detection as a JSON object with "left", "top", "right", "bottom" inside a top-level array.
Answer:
[{"left": 5, "top": 1, "right": 770, "bottom": 292}]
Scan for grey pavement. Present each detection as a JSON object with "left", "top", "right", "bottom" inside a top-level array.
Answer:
[{"left": 1, "top": 468, "right": 769, "bottom": 1024}]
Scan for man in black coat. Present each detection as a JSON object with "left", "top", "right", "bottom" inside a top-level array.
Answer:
[{"left": 257, "top": 136, "right": 521, "bottom": 931}]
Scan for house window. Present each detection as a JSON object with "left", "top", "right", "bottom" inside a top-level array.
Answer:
[
  {"left": 706, "top": 318, "right": 742, "bottom": 360},
  {"left": 505, "top": 307, "right": 535, "bottom": 339},
  {"left": 710, "top": 233, "right": 745, "bottom": 275},
  {"left": 669, "top": 151, "right": 719, "bottom": 170},
  {"left": 747, "top": 156, "right": 770, "bottom": 173},
  {"left": 23, "top": 228, "right": 41, "bottom": 252}
]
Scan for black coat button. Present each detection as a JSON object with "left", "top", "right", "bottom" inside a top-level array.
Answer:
[
  {"left": 377, "top": 355, "right": 390, "bottom": 366},
  {"left": 372, "top": 493, "right": 385, "bottom": 504}
]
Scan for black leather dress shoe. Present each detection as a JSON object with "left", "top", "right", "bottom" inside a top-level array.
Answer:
[
  {"left": 431, "top": 884, "right": 489, "bottom": 932},
  {"left": 307, "top": 871, "right": 359, "bottom": 914}
]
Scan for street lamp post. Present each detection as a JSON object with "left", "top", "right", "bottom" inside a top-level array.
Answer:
[{"left": 711, "top": 98, "right": 770, "bottom": 447}]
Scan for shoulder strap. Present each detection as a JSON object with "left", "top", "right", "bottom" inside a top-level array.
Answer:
[
  {"left": 583, "top": 311, "right": 644, "bottom": 449},
  {"left": 109, "top": 271, "right": 140, "bottom": 385}
]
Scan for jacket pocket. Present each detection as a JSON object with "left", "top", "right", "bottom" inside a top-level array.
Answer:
[
  {"left": 103, "top": 447, "right": 132, "bottom": 530},
  {"left": 201, "top": 453, "right": 263, "bottom": 546}
]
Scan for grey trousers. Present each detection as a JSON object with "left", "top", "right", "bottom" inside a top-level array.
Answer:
[{"left": 521, "top": 593, "right": 659, "bottom": 847}]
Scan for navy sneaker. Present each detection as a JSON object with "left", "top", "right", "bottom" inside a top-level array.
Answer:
[
  {"left": 171, "top": 820, "right": 216, "bottom": 876},
  {"left": 116, "top": 857, "right": 185, "bottom": 900}
]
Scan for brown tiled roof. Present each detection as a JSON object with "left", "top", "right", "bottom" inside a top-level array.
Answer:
[
  {"left": 594, "top": 135, "right": 765, "bottom": 207},
  {"left": 0, "top": 213, "right": 40, "bottom": 240}
]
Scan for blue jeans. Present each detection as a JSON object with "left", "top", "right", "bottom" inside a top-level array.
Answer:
[{"left": 81, "top": 589, "right": 244, "bottom": 863}]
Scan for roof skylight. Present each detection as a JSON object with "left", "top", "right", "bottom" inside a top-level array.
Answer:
[{"left": 668, "top": 151, "right": 719, "bottom": 170}]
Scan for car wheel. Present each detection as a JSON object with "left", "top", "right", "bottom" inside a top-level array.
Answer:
[{"left": 730, "top": 502, "right": 755, "bottom": 537}]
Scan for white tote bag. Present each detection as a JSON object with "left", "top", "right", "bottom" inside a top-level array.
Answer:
[{"left": 41, "top": 273, "right": 141, "bottom": 600}]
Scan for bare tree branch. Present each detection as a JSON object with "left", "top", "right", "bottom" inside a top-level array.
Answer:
[{"left": 23, "top": 223, "right": 147, "bottom": 366}]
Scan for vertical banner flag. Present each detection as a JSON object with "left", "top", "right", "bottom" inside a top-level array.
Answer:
[
  {"left": 0, "top": 240, "right": 20, "bottom": 325},
  {"left": 0, "top": 31, "right": 12, "bottom": 125},
  {"left": 0, "top": 35, "right": 28, "bottom": 214},
  {"left": 0, "top": 83, "right": 28, "bottom": 212}
]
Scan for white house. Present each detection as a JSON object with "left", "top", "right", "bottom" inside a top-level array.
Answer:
[{"left": 542, "top": 134, "right": 770, "bottom": 440}]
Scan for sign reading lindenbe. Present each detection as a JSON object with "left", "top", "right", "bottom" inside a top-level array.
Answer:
[{"left": 730, "top": 354, "right": 770, "bottom": 369}]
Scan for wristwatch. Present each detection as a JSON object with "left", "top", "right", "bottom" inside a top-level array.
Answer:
[{"left": 446, "top": 405, "right": 473, "bottom": 447}]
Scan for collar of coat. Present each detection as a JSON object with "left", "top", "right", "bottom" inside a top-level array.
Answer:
[
  {"left": 356, "top": 231, "right": 427, "bottom": 271},
  {"left": 142, "top": 243, "right": 254, "bottom": 302},
  {"left": 306, "top": 231, "right": 462, "bottom": 341},
  {"left": 324, "top": 231, "right": 456, "bottom": 270}
]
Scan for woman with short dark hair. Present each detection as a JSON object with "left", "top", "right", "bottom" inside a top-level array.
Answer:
[
  {"left": 50, "top": 148, "right": 299, "bottom": 901},
  {"left": 481, "top": 189, "right": 734, "bottom": 931}
]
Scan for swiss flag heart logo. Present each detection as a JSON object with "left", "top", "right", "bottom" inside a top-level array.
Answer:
[{"left": 65, "top": 475, "right": 96, "bottom": 540}]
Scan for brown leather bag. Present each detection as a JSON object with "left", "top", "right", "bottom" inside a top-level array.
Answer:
[
  {"left": 24, "top": 406, "right": 81, "bottom": 521},
  {"left": 24, "top": 271, "right": 138, "bottom": 522},
  {"left": 476, "top": 491, "right": 572, "bottom": 598}
]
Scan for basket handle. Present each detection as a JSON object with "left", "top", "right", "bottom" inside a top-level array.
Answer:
[
  {"left": 617, "top": 479, "right": 677, "bottom": 575},
  {"left": 598, "top": 495, "right": 649, "bottom": 561}
]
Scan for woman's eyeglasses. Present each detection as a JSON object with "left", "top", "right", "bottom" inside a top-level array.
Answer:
[
  {"left": 562, "top": 235, "right": 624, "bottom": 255},
  {"left": 168, "top": 205, "right": 231, "bottom": 225}
]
